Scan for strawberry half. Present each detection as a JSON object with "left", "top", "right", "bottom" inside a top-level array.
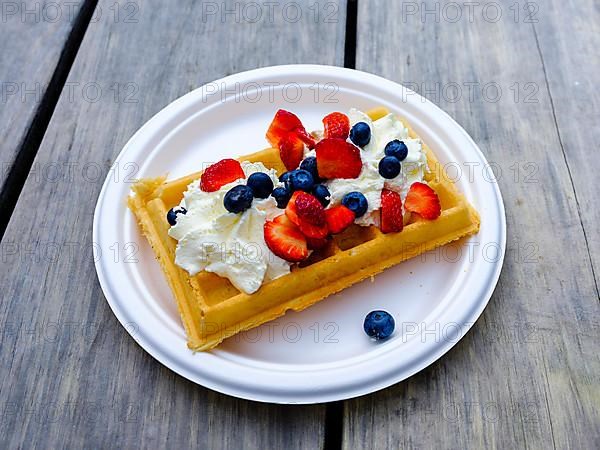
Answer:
[
  {"left": 278, "top": 132, "right": 304, "bottom": 171},
  {"left": 315, "top": 138, "right": 362, "bottom": 179},
  {"left": 264, "top": 220, "right": 309, "bottom": 262},
  {"left": 323, "top": 112, "right": 350, "bottom": 139},
  {"left": 266, "top": 109, "right": 315, "bottom": 150},
  {"left": 404, "top": 182, "right": 441, "bottom": 220},
  {"left": 325, "top": 205, "right": 355, "bottom": 234},
  {"left": 295, "top": 192, "right": 325, "bottom": 226},
  {"left": 380, "top": 189, "right": 403, "bottom": 233},
  {"left": 200, "top": 159, "right": 245, "bottom": 192},
  {"left": 286, "top": 191, "right": 329, "bottom": 238}
]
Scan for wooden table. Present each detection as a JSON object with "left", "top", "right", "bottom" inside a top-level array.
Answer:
[{"left": 1, "top": 1, "right": 598, "bottom": 448}]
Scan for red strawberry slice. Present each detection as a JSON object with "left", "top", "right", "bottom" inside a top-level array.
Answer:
[
  {"left": 285, "top": 191, "right": 328, "bottom": 238},
  {"left": 273, "top": 213, "right": 295, "bottom": 227},
  {"left": 200, "top": 159, "right": 245, "bottom": 192},
  {"left": 380, "top": 189, "right": 404, "bottom": 233},
  {"left": 264, "top": 220, "right": 309, "bottom": 263},
  {"left": 278, "top": 132, "right": 304, "bottom": 171},
  {"left": 285, "top": 191, "right": 302, "bottom": 226},
  {"left": 325, "top": 205, "right": 355, "bottom": 234},
  {"left": 295, "top": 192, "right": 325, "bottom": 226},
  {"left": 306, "top": 236, "right": 329, "bottom": 250},
  {"left": 315, "top": 138, "right": 362, "bottom": 179},
  {"left": 266, "top": 109, "right": 315, "bottom": 150},
  {"left": 404, "top": 182, "right": 441, "bottom": 220},
  {"left": 323, "top": 112, "right": 350, "bottom": 139}
]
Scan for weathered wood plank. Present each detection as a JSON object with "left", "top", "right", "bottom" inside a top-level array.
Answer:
[
  {"left": 346, "top": 1, "right": 600, "bottom": 449},
  {"left": 0, "top": 0, "right": 86, "bottom": 227},
  {"left": 0, "top": 0, "right": 346, "bottom": 447}
]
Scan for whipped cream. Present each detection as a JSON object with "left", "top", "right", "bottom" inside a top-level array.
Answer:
[
  {"left": 168, "top": 162, "right": 290, "bottom": 294},
  {"left": 324, "top": 108, "right": 428, "bottom": 226}
]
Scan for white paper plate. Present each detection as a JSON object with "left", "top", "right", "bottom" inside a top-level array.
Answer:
[{"left": 93, "top": 65, "right": 505, "bottom": 404}]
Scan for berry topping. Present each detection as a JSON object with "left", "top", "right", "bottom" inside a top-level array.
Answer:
[
  {"left": 312, "top": 184, "right": 331, "bottom": 207},
  {"left": 404, "top": 182, "right": 441, "bottom": 220},
  {"left": 166, "top": 207, "right": 187, "bottom": 226},
  {"left": 200, "top": 159, "right": 245, "bottom": 192},
  {"left": 271, "top": 186, "right": 292, "bottom": 208},
  {"left": 247, "top": 172, "right": 274, "bottom": 199},
  {"left": 278, "top": 132, "right": 305, "bottom": 171},
  {"left": 279, "top": 171, "right": 291, "bottom": 183},
  {"left": 315, "top": 138, "right": 362, "bottom": 179},
  {"left": 384, "top": 140, "right": 408, "bottom": 161},
  {"left": 285, "top": 191, "right": 328, "bottom": 239},
  {"left": 364, "top": 310, "right": 395, "bottom": 340},
  {"left": 349, "top": 122, "right": 371, "bottom": 147},
  {"left": 299, "top": 156, "right": 321, "bottom": 182},
  {"left": 287, "top": 169, "right": 315, "bottom": 192},
  {"left": 266, "top": 109, "right": 315, "bottom": 149},
  {"left": 223, "top": 185, "right": 254, "bottom": 213},
  {"left": 341, "top": 191, "right": 368, "bottom": 218},
  {"left": 378, "top": 156, "right": 401, "bottom": 179},
  {"left": 325, "top": 205, "right": 355, "bottom": 234},
  {"left": 306, "top": 236, "right": 329, "bottom": 250},
  {"left": 295, "top": 192, "right": 325, "bottom": 226},
  {"left": 323, "top": 112, "right": 350, "bottom": 139},
  {"left": 380, "top": 189, "right": 403, "bottom": 233},
  {"left": 264, "top": 219, "right": 309, "bottom": 263}
]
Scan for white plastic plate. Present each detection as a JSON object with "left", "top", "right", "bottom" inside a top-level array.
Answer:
[{"left": 93, "top": 65, "right": 506, "bottom": 404}]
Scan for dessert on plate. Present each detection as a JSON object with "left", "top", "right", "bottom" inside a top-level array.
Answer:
[{"left": 128, "top": 107, "right": 480, "bottom": 351}]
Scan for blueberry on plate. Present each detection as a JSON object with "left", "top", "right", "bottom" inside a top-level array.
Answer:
[
  {"left": 312, "top": 184, "right": 331, "bottom": 207},
  {"left": 287, "top": 169, "right": 315, "bottom": 192},
  {"left": 342, "top": 191, "right": 368, "bottom": 217},
  {"left": 224, "top": 185, "right": 254, "bottom": 213},
  {"left": 384, "top": 139, "right": 408, "bottom": 161},
  {"left": 271, "top": 186, "right": 292, "bottom": 208},
  {"left": 299, "top": 156, "right": 321, "bottom": 182},
  {"left": 349, "top": 122, "right": 371, "bottom": 147},
  {"left": 378, "top": 156, "right": 401, "bottom": 179},
  {"left": 363, "top": 310, "right": 395, "bottom": 340},
  {"left": 247, "top": 172, "right": 274, "bottom": 199},
  {"left": 166, "top": 207, "right": 187, "bottom": 226}
]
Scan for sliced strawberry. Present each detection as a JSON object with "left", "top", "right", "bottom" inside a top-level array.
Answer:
[
  {"left": 325, "top": 205, "right": 355, "bottom": 234},
  {"left": 273, "top": 213, "right": 295, "bottom": 227},
  {"left": 404, "top": 182, "right": 441, "bottom": 220},
  {"left": 298, "top": 220, "right": 328, "bottom": 239},
  {"left": 306, "top": 236, "right": 329, "bottom": 250},
  {"left": 278, "top": 132, "right": 304, "bottom": 171},
  {"left": 285, "top": 191, "right": 302, "bottom": 226},
  {"left": 286, "top": 191, "right": 328, "bottom": 238},
  {"left": 315, "top": 138, "right": 362, "bottom": 179},
  {"left": 380, "top": 189, "right": 403, "bottom": 233},
  {"left": 323, "top": 112, "right": 350, "bottom": 139},
  {"left": 200, "top": 159, "right": 245, "bottom": 192},
  {"left": 264, "top": 220, "right": 309, "bottom": 262},
  {"left": 266, "top": 109, "right": 315, "bottom": 150},
  {"left": 295, "top": 192, "right": 325, "bottom": 226}
]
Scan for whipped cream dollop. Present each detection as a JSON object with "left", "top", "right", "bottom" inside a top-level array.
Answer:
[
  {"left": 323, "top": 108, "right": 428, "bottom": 226},
  {"left": 168, "top": 162, "right": 290, "bottom": 294}
]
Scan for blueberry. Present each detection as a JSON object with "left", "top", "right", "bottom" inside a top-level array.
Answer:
[
  {"left": 312, "top": 184, "right": 331, "bottom": 207},
  {"left": 279, "top": 171, "right": 291, "bottom": 184},
  {"left": 378, "top": 156, "right": 401, "bottom": 179},
  {"left": 247, "top": 172, "right": 274, "bottom": 199},
  {"left": 287, "top": 169, "right": 314, "bottom": 192},
  {"left": 271, "top": 186, "right": 292, "bottom": 208},
  {"left": 342, "top": 191, "right": 368, "bottom": 217},
  {"left": 384, "top": 140, "right": 408, "bottom": 161},
  {"left": 349, "top": 122, "right": 371, "bottom": 147},
  {"left": 300, "top": 156, "right": 321, "bottom": 181},
  {"left": 166, "top": 207, "right": 187, "bottom": 226},
  {"left": 224, "top": 185, "right": 254, "bottom": 213},
  {"left": 363, "top": 310, "right": 395, "bottom": 340}
]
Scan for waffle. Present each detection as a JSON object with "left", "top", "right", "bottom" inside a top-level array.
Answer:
[{"left": 128, "top": 107, "right": 480, "bottom": 351}]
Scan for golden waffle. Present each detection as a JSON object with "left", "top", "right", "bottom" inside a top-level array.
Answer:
[{"left": 128, "top": 107, "right": 480, "bottom": 351}]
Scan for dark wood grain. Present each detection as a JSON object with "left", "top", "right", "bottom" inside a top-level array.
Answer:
[
  {"left": 0, "top": 0, "right": 346, "bottom": 447},
  {"left": 346, "top": 0, "right": 600, "bottom": 449}
]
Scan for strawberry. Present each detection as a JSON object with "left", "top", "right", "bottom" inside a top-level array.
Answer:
[
  {"left": 325, "top": 205, "right": 355, "bottom": 234},
  {"left": 404, "top": 182, "right": 441, "bottom": 220},
  {"left": 306, "top": 236, "right": 329, "bottom": 250},
  {"left": 273, "top": 213, "right": 295, "bottom": 227},
  {"left": 285, "top": 191, "right": 328, "bottom": 238},
  {"left": 323, "top": 112, "right": 350, "bottom": 139},
  {"left": 200, "top": 159, "right": 245, "bottom": 192},
  {"left": 315, "top": 138, "right": 362, "bottom": 179},
  {"left": 264, "top": 220, "right": 309, "bottom": 262},
  {"left": 295, "top": 192, "right": 325, "bottom": 226},
  {"left": 278, "top": 132, "right": 304, "bottom": 171},
  {"left": 266, "top": 109, "right": 315, "bottom": 150},
  {"left": 380, "top": 189, "right": 403, "bottom": 233},
  {"left": 285, "top": 191, "right": 302, "bottom": 226}
]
